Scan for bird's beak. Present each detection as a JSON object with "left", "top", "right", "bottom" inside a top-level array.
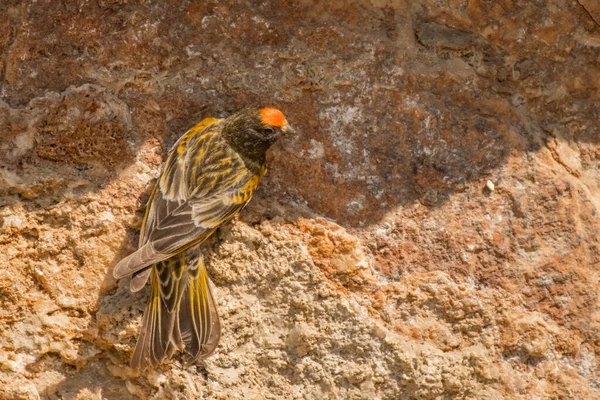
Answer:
[{"left": 282, "top": 122, "right": 296, "bottom": 136}]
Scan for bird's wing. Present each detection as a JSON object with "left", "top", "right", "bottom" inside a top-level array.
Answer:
[
  {"left": 138, "top": 117, "right": 220, "bottom": 247},
  {"left": 113, "top": 120, "right": 265, "bottom": 280}
]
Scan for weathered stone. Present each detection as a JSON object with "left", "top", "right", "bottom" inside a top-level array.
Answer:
[{"left": 1, "top": 0, "right": 600, "bottom": 399}]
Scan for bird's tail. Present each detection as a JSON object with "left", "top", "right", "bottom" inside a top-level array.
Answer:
[{"left": 130, "top": 252, "right": 221, "bottom": 369}]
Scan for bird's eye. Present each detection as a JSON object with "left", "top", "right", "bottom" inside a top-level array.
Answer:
[{"left": 264, "top": 127, "right": 275, "bottom": 135}]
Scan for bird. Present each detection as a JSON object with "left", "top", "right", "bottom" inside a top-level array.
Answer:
[{"left": 112, "top": 107, "right": 292, "bottom": 369}]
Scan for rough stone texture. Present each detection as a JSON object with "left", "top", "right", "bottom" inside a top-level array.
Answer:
[{"left": 1, "top": 0, "right": 599, "bottom": 399}]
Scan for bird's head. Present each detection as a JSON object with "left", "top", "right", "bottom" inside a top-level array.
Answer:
[
  {"left": 222, "top": 107, "right": 293, "bottom": 162},
  {"left": 258, "top": 107, "right": 294, "bottom": 137}
]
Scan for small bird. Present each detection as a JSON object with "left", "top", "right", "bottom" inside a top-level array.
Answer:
[{"left": 113, "top": 107, "right": 292, "bottom": 369}]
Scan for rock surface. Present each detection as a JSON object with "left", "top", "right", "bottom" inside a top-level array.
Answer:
[{"left": 1, "top": 0, "right": 599, "bottom": 399}]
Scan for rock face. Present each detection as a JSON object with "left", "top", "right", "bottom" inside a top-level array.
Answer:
[{"left": 1, "top": 0, "right": 599, "bottom": 399}]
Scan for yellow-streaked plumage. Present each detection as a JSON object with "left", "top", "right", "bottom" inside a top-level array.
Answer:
[
  {"left": 113, "top": 108, "right": 290, "bottom": 369},
  {"left": 129, "top": 251, "right": 220, "bottom": 368}
]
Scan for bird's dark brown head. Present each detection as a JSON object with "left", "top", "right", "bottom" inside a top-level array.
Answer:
[{"left": 221, "top": 107, "right": 291, "bottom": 164}]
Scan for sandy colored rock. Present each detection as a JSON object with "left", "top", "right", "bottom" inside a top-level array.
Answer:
[{"left": 1, "top": 0, "right": 600, "bottom": 399}]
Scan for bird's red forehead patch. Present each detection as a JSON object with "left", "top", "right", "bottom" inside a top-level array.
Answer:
[{"left": 259, "top": 107, "right": 286, "bottom": 127}]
